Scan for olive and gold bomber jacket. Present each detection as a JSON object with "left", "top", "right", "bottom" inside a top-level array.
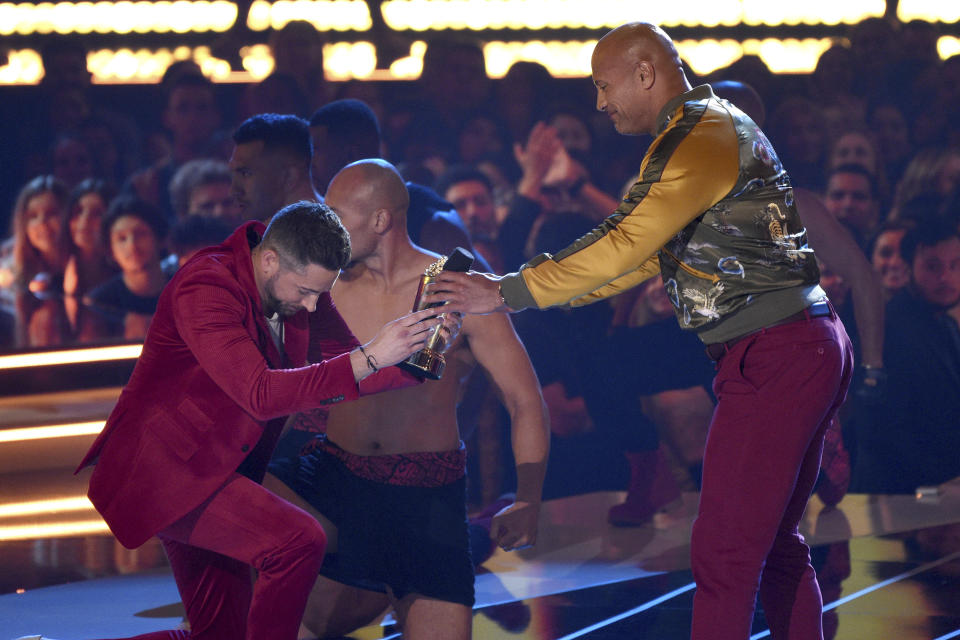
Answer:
[{"left": 499, "top": 84, "right": 825, "bottom": 344}]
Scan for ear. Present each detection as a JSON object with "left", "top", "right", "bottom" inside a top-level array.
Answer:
[
  {"left": 259, "top": 247, "right": 280, "bottom": 277},
  {"left": 372, "top": 208, "right": 392, "bottom": 233},
  {"left": 635, "top": 61, "right": 655, "bottom": 89}
]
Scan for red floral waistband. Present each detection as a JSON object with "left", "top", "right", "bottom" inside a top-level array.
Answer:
[{"left": 300, "top": 436, "right": 466, "bottom": 488}]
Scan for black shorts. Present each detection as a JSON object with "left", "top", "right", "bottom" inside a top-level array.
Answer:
[{"left": 269, "top": 432, "right": 475, "bottom": 607}]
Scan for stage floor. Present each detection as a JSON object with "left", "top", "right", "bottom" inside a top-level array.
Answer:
[{"left": 3, "top": 475, "right": 960, "bottom": 640}]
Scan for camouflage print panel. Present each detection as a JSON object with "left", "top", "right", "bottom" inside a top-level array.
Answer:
[{"left": 656, "top": 93, "right": 820, "bottom": 330}]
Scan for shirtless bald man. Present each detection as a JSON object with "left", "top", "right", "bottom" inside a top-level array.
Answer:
[
  {"left": 430, "top": 22, "right": 853, "bottom": 640},
  {"left": 266, "top": 159, "right": 549, "bottom": 640}
]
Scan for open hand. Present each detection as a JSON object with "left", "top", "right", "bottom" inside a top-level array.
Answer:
[{"left": 423, "top": 271, "right": 511, "bottom": 315}]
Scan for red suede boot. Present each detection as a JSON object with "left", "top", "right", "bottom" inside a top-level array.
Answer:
[{"left": 608, "top": 449, "right": 682, "bottom": 526}]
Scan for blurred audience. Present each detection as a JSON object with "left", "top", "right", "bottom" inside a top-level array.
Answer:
[
  {"left": 0, "top": 175, "right": 70, "bottom": 299},
  {"left": 85, "top": 195, "right": 170, "bottom": 339},
  {"left": 851, "top": 218, "right": 960, "bottom": 494},
  {"left": 867, "top": 221, "right": 914, "bottom": 301},
  {"left": 5, "top": 17, "right": 960, "bottom": 506},
  {"left": 126, "top": 73, "right": 228, "bottom": 221},
  {"left": 168, "top": 214, "right": 233, "bottom": 269},
  {"left": 168, "top": 159, "right": 241, "bottom": 224},
  {"left": 823, "top": 164, "right": 881, "bottom": 250},
  {"left": 63, "top": 178, "right": 118, "bottom": 299}
]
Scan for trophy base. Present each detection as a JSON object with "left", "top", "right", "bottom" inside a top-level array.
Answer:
[{"left": 398, "top": 349, "right": 445, "bottom": 380}]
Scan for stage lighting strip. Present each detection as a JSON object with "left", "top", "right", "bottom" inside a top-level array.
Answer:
[
  {"left": 0, "top": 496, "right": 108, "bottom": 541},
  {"left": 0, "top": 421, "right": 105, "bottom": 443},
  {"left": 246, "top": 0, "right": 372, "bottom": 31},
  {"left": 0, "top": 344, "right": 142, "bottom": 370},
  {"left": 380, "top": 0, "right": 887, "bottom": 31},
  {"left": 0, "top": 1, "right": 238, "bottom": 36}
]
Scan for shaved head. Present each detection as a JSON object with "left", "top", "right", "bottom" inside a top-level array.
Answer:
[
  {"left": 327, "top": 158, "right": 409, "bottom": 219},
  {"left": 325, "top": 158, "right": 410, "bottom": 261},
  {"left": 591, "top": 22, "right": 690, "bottom": 135},
  {"left": 594, "top": 22, "right": 683, "bottom": 72}
]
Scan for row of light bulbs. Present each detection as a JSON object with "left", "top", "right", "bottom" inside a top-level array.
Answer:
[
  {"left": 3, "top": 35, "right": 960, "bottom": 85},
  {"left": 1, "top": 0, "right": 958, "bottom": 36}
]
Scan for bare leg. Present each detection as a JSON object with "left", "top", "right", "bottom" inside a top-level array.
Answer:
[
  {"left": 300, "top": 575, "right": 391, "bottom": 639},
  {"left": 262, "top": 472, "right": 337, "bottom": 551},
  {"left": 263, "top": 472, "right": 390, "bottom": 639},
  {"left": 394, "top": 593, "right": 472, "bottom": 640}
]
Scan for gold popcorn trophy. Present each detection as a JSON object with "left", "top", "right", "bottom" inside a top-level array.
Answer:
[{"left": 398, "top": 247, "right": 474, "bottom": 380}]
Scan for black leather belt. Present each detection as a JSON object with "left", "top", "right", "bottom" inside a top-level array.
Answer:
[{"left": 705, "top": 301, "right": 832, "bottom": 361}]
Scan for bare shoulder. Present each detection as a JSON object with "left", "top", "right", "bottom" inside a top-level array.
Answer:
[{"left": 462, "top": 309, "right": 517, "bottom": 340}]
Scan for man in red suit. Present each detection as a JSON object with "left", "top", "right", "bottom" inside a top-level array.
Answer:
[{"left": 75, "top": 200, "right": 443, "bottom": 640}]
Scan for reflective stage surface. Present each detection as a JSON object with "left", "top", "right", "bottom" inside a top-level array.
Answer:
[{"left": 2, "top": 389, "right": 960, "bottom": 639}]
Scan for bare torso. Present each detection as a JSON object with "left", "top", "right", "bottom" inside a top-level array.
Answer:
[{"left": 327, "top": 249, "right": 478, "bottom": 456}]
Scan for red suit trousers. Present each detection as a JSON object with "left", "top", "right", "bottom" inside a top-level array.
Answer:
[
  {"left": 105, "top": 473, "right": 326, "bottom": 640},
  {"left": 690, "top": 310, "right": 853, "bottom": 640}
]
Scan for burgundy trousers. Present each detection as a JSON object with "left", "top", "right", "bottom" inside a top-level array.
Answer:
[
  {"left": 106, "top": 473, "right": 326, "bottom": 640},
  {"left": 690, "top": 310, "right": 852, "bottom": 640}
]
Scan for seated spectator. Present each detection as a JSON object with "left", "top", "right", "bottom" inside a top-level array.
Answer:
[
  {"left": 168, "top": 158, "right": 241, "bottom": 224},
  {"left": 850, "top": 217, "right": 960, "bottom": 493},
  {"left": 539, "top": 106, "right": 623, "bottom": 220},
  {"left": 867, "top": 101, "right": 913, "bottom": 188},
  {"left": 63, "top": 178, "right": 118, "bottom": 298},
  {"left": 827, "top": 128, "right": 890, "bottom": 207},
  {"left": 436, "top": 166, "right": 504, "bottom": 271},
  {"left": 239, "top": 71, "right": 311, "bottom": 122},
  {"left": 86, "top": 195, "right": 170, "bottom": 338},
  {"left": 867, "top": 221, "right": 913, "bottom": 301},
  {"left": 168, "top": 214, "right": 233, "bottom": 269},
  {"left": 495, "top": 60, "right": 556, "bottom": 142},
  {"left": 126, "top": 73, "right": 228, "bottom": 221},
  {"left": 767, "top": 96, "right": 828, "bottom": 191},
  {"left": 51, "top": 132, "right": 96, "bottom": 190},
  {"left": 0, "top": 175, "right": 70, "bottom": 299},
  {"left": 828, "top": 129, "right": 880, "bottom": 174},
  {"left": 890, "top": 146, "right": 960, "bottom": 220},
  {"left": 823, "top": 163, "right": 882, "bottom": 249},
  {"left": 267, "top": 20, "right": 328, "bottom": 110}
]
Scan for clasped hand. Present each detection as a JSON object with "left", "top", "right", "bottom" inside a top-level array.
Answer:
[{"left": 490, "top": 499, "right": 540, "bottom": 551}]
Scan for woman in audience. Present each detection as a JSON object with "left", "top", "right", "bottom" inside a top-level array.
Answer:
[
  {"left": 867, "top": 221, "right": 914, "bottom": 301},
  {"left": 890, "top": 146, "right": 960, "bottom": 220},
  {"left": 0, "top": 175, "right": 70, "bottom": 300},
  {"left": 64, "top": 178, "right": 118, "bottom": 299}
]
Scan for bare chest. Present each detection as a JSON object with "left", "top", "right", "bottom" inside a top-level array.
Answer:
[{"left": 332, "top": 277, "right": 420, "bottom": 342}]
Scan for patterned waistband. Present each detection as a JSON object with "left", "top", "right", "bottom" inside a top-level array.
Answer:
[{"left": 300, "top": 435, "right": 466, "bottom": 488}]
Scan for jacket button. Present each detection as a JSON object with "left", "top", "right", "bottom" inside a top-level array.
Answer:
[{"left": 241, "top": 444, "right": 249, "bottom": 452}]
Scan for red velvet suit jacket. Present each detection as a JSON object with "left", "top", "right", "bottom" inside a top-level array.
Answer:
[{"left": 77, "top": 222, "right": 416, "bottom": 549}]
